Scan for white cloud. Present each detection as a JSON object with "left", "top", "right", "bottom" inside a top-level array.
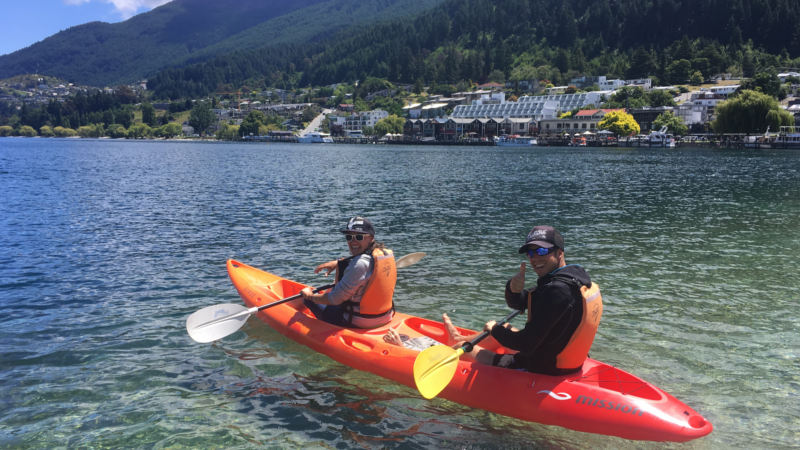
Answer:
[
  {"left": 64, "top": 0, "right": 173, "bottom": 19},
  {"left": 107, "top": 0, "right": 173, "bottom": 18}
]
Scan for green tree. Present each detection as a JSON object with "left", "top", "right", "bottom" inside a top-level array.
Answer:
[
  {"left": 128, "top": 123, "right": 153, "bottom": 139},
  {"left": 510, "top": 63, "right": 538, "bottom": 89},
  {"left": 18, "top": 125, "right": 37, "bottom": 137},
  {"left": 652, "top": 111, "right": 688, "bottom": 135},
  {"left": 141, "top": 103, "right": 157, "bottom": 127},
  {"left": 106, "top": 124, "right": 128, "bottom": 138},
  {"left": 666, "top": 59, "right": 692, "bottom": 84},
  {"left": 626, "top": 48, "right": 657, "bottom": 79},
  {"left": 216, "top": 123, "right": 240, "bottom": 140},
  {"left": 0, "top": 125, "right": 13, "bottom": 136},
  {"left": 606, "top": 86, "right": 647, "bottom": 108},
  {"left": 356, "top": 77, "right": 393, "bottom": 98},
  {"left": 413, "top": 79, "right": 424, "bottom": 94},
  {"left": 741, "top": 52, "right": 756, "bottom": 78},
  {"left": 77, "top": 123, "right": 104, "bottom": 138},
  {"left": 647, "top": 90, "right": 677, "bottom": 107},
  {"left": 742, "top": 71, "right": 782, "bottom": 98},
  {"left": 157, "top": 123, "right": 182, "bottom": 138},
  {"left": 689, "top": 71, "right": 704, "bottom": 85},
  {"left": 188, "top": 101, "right": 216, "bottom": 136},
  {"left": 598, "top": 110, "right": 640, "bottom": 136},
  {"left": 39, "top": 125, "right": 55, "bottom": 137},
  {"left": 712, "top": 89, "right": 793, "bottom": 133},
  {"left": 373, "top": 114, "right": 405, "bottom": 136},
  {"left": 239, "top": 110, "right": 266, "bottom": 137},
  {"left": 487, "top": 69, "right": 506, "bottom": 84},
  {"left": 77, "top": 126, "right": 94, "bottom": 137},
  {"left": 53, "top": 126, "right": 78, "bottom": 137},
  {"left": 259, "top": 123, "right": 280, "bottom": 135}
]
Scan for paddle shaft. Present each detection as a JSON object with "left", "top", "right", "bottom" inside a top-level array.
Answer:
[
  {"left": 258, "top": 283, "right": 333, "bottom": 312},
  {"left": 193, "top": 283, "right": 334, "bottom": 331},
  {"left": 461, "top": 309, "right": 522, "bottom": 352}
]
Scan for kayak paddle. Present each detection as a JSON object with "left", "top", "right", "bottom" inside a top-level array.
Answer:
[
  {"left": 186, "top": 252, "right": 425, "bottom": 343},
  {"left": 413, "top": 309, "right": 521, "bottom": 399}
]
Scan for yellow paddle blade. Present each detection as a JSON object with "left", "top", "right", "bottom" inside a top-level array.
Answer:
[{"left": 413, "top": 345, "right": 465, "bottom": 399}]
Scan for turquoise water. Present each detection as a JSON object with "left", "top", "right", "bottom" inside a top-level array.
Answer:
[{"left": 1, "top": 138, "right": 798, "bottom": 448}]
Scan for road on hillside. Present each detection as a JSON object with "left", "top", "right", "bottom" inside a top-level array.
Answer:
[{"left": 300, "top": 108, "right": 333, "bottom": 135}]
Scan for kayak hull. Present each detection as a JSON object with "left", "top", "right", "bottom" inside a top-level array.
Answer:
[{"left": 227, "top": 259, "right": 712, "bottom": 442}]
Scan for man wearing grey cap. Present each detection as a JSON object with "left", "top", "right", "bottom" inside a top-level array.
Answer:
[
  {"left": 444, "top": 225, "right": 603, "bottom": 375},
  {"left": 301, "top": 216, "right": 396, "bottom": 328}
]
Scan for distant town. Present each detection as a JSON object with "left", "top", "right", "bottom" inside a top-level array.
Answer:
[{"left": 2, "top": 71, "right": 800, "bottom": 149}]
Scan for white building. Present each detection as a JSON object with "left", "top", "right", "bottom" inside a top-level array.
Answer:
[
  {"left": 451, "top": 92, "right": 613, "bottom": 121},
  {"left": 599, "top": 79, "right": 626, "bottom": 90},
  {"left": 675, "top": 103, "right": 704, "bottom": 126},
  {"left": 706, "top": 85, "right": 740, "bottom": 96},
  {"left": 625, "top": 78, "right": 653, "bottom": 90},
  {"left": 403, "top": 103, "right": 422, "bottom": 119},
  {"left": 335, "top": 109, "right": 389, "bottom": 131}
]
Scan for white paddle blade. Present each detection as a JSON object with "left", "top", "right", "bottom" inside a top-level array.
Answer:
[
  {"left": 186, "top": 303, "right": 252, "bottom": 343},
  {"left": 396, "top": 252, "right": 426, "bottom": 269}
]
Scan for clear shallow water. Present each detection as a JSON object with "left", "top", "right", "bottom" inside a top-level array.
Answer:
[{"left": 1, "top": 138, "right": 798, "bottom": 448}]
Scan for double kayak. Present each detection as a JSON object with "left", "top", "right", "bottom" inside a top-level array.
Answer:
[{"left": 227, "top": 259, "right": 712, "bottom": 442}]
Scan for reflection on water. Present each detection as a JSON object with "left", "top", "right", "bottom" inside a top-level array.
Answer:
[{"left": 1, "top": 138, "right": 799, "bottom": 448}]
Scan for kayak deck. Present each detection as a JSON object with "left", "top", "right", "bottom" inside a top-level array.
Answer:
[{"left": 227, "top": 259, "right": 712, "bottom": 442}]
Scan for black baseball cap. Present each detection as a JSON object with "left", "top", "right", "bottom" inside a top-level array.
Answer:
[
  {"left": 340, "top": 216, "right": 375, "bottom": 236},
  {"left": 518, "top": 225, "right": 564, "bottom": 253}
]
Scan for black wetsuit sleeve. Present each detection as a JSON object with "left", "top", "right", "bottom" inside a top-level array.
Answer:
[
  {"left": 504, "top": 279, "right": 528, "bottom": 311},
  {"left": 492, "top": 282, "right": 574, "bottom": 353}
]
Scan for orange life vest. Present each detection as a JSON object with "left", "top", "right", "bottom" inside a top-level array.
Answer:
[
  {"left": 527, "top": 278, "right": 603, "bottom": 370},
  {"left": 356, "top": 247, "right": 397, "bottom": 316}
]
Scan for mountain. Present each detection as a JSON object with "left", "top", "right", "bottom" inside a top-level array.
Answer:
[
  {"left": 0, "top": 0, "right": 444, "bottom": 87},
  {"left": 146, "top": 0, "right": 800, "bottom": 99}
]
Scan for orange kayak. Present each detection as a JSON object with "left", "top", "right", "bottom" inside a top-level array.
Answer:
[{"left": 227, "top": 259, "right": 712, "bottom": 442}]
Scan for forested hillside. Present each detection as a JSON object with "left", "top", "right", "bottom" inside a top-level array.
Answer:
[
  {"left": 0, "top": 0, "right": 444, "bottom": 86},
  {"left": 148, "top": 0, "right": 800, "bottom": 99}
]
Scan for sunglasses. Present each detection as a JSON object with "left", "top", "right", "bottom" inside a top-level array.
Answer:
[
  {"left": 345, "top": 234, "right": 366, "bottom": 241},
  {"left": 527, "top": 247, "right": 555, "bottom": 257}
]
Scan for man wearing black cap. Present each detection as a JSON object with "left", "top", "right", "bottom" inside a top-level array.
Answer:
[
  {"left": 444, "top": 225, "right": 602, "bottom": 375},
  {"left": 300, "top": 216, "right": 396, "bottom": 328}
]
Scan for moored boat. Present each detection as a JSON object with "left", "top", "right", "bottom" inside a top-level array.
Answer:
[
  {"left": 495, "top": 135, "right": 538, "bottom": 147},
  {"left": 773, "top": 126, "right": 800, "bottom": 148},
  {"left": 297, "top": 131, "right": 334, "bottom": 143},
  {"left": 646, "top": 126, "right": 676, "bottom": 147},
  {"left": 226, "top": 259, "right": 712, "bottom": 442}
]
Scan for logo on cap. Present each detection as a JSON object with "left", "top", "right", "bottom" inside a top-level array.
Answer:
[
  {"left": 529, "top": 229, "right": 548, "bottom": 241},
  {"left": 349, "top": 218, "right": 364, "bottom": 228}
]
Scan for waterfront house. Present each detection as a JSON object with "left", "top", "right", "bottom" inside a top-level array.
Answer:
[
  {"left": 499, "top": 117, "right": 536, "bottom": 136},
  {"left": 538, "top": 109, "right": 622, "bottom": 135}
]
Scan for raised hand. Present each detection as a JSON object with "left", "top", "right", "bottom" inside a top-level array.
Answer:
[{"left": 509, "top": 262, "right": 526, "bottom": 293}]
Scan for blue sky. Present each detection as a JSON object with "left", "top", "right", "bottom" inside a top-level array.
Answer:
[{"left": 0, "top": 0, "right": 173, "bottom": 56}]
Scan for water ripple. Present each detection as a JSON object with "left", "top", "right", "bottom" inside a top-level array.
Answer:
[{"left": 1, "top": 139, "right": 799, "bottom": 448}]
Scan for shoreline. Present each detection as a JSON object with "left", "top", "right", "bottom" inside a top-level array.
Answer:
[{"left": 2, "top": 134, "right": 798, "bottom": 150}]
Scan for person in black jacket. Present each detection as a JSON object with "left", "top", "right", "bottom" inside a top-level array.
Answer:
[{"left": 443, "top": 225, "right": 598, "bottom": 375}]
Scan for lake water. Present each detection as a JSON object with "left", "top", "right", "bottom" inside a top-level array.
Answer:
[{"left": 1, "top": 138, "right": 798, "bottom": 448}]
